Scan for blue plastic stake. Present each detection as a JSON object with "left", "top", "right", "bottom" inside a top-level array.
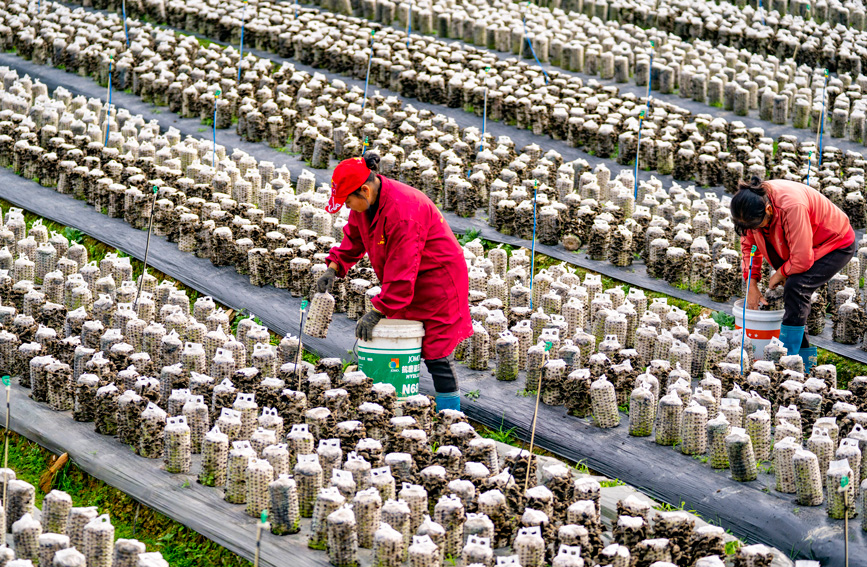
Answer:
[
  {"left": 523, "top": 2, "right": 549, "bottom": 84},
  {"left": 740, "top": 245, "right": 757, "bottom": 376},
  {"left": 294, "top": 0, "right": 299, "bottom": 18},
  {"left": 362, "top": 136, "right": 369, "bottom": 156},
  {"left": 634, "top": 109, "right": 644, "bottom": 199},
  {"left": 805, "top": 150, "right": 813, "bottom": 187},
  {"left": 213, "top": 89, "right": 221, "bottom": 167},
  {"left": 817, "top": 68, "right": 829, "bottom": 167},
  {"left": 758, "top": 0, "right": 766, "bottom": 25},
  {"left": 529, "top": 179, "right": 539, "bottom": 309},
  {"left": 480, "top": 66, "right": 490, "bottom": 152},
  {"left": 122, "top": 0, "right": 129, "bottom": 46},
  {"left": 406, "top": 1, "right": 412, "bottom": 48},
  {"left": 237, "top": 0, "right": 248, "bottom": 84},
  {"left": 104, "top": 57, "right": 113, "bottom": 147},
  {"left": 361, "top": 30, "right": 375, "bottom": 112}
]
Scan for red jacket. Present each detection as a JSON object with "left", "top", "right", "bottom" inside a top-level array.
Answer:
[
  {"left": 740, "top": 180, "right": 855, "bottom": 280},
  {"left": 326, "top": 176, "right": 473, "bottom": 359}
]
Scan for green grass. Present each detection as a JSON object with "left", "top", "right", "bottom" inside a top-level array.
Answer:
[
  {"left": 463, "top": 104, "right": 475, "bottom": 113},
  {"left": 712, "top": 310, "right": 735, "bottom": 330},
  {"left": 302, "top": 350, "right": 321, "bottom": 364},
  {"left": 574, "top": 460, "right": 590, "bottom": 475},
  {"left": 654, "top": 500, "right": 699, "bottom": 516},
  {"left": 478, "top": 423, "right": 519, "bottom": 445},
  {"left": 275, "top": 144, "right": 300, "bottom": 156},
  {"left": 464, "top": 389, "right": 480, "bottom": 400},
  {"left": 709, "top": 101, "right": 723, "bottom": 108},
  {"left": 816, "top": 348, "right": 867, "bottom": 389},
  {"left": 62, "top": 227, "right": 84, "bottom": 243},
  {"left": 457, "top": 228, "right": 482, "bottom": 246},
  {"left": 725, "top": 540, "right": 742, "bottom": 555},
  {"left": 4, "top": 432, "right": 249, "bottom": 567},
  {"left": 599, "top": 478, "right": 626, "bottom": 488},
  {"left": 516, "top": 388, "right": 537, "bottom": 397}
]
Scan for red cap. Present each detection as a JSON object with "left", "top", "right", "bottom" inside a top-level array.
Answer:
[{"left": 326, "top": 157, "right": 371, "bottom": 213}]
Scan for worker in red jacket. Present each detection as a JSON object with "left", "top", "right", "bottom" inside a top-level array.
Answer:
[
  {"left": 732, "top": 177, "right": 855, "bottom": 371},
  {"left": 317, "top": 153, "right": 473, "bottom": 411}
]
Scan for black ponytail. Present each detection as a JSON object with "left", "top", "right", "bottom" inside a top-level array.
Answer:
[
  {"left": 363, "top": 153, "right": 380, "bottom": 172},
  {"left": 731, "top": 177, "right": 769, "bottom": 236}
]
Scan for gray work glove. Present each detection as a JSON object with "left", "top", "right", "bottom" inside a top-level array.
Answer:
[
  {"left": 316, "top": 267, "right": 337, "bottom": 293},
  {"left": 356, "top": 310, "right": 384, "bottom": 342}
]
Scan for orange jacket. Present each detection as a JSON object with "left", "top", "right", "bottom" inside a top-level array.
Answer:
[{"left": 740, "top": 180, "right": 854, "bottom": 281}]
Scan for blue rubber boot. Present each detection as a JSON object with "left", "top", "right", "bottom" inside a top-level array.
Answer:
[
  {"left": 799, "top": 345, "right": 818, "bottom": 374},
  {"left": 778, "top": 324, "right": 805, "bottom": 359},
  {"left": 435, "top": 391, "right": 461, "bottom": 412}
]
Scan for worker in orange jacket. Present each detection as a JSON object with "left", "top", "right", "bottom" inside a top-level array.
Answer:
[{"left": 732, "top": 177, "right": 855, "bottom": 371}]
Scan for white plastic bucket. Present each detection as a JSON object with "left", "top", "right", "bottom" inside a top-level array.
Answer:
[
  {"left": 732, "top": 299, "right": 784, "bottom": 359},
  {"left": 357, "top": 319, "right": 425, "bottom": 399}
]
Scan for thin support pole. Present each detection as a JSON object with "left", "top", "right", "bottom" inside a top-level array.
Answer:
[
  {"left": 134, "top": 187, "right": 159, "bottom": 311},
  {"left": 104, "top": 59, "right": 113, "bottom": 147},
  {"left": 406, "top": 2, "right": 411, "bottom": 48},
  {"left": 480, "top": 66, "right": 490, "bottom": 152},
  {"left": 844, "top": 486, "right": 849, "bottom": 567},
  {"left": 805, "top": 150, "right": 813, "bottom": 187},
  {"left": 645, "top": 41, "right": 654, "bottom": 109},
  {"left": 817, "top": 69, "right": 829, "bottom": 168},
  {"left": 2, "top": 379, "right": 10, "bottom": 512},
  {"left": 524, "top": 378, "right": 543, "bottom": 493},
  {"left": 237, "top": 1, "right": 248, "bottom": 84},
  {"left": 122, "top": 0, "right": 130, "bottom": 46},
  {"left": 740, "top": 245, "right": 757, "bottom": 376},
  {"left": 254, "top": 512, "right": 267, "bottom": 567},
  {"left": 634, "top": 111, "right": 644, "bottom": 200},
  {"left": 528, "top": 180, "right": 539, "bottom": 309},
  {"left": 295, "top": 301, "right": 308, "bottom": 391},
  {"left": 523, "top": 351, "right": 551, "bottom": 494},
  {"left": 758, "top": 0, "right": 766, "bottom": 25},
  {"left": 213, "top": 89, "right": 221, "bottom": 168},
  {"left": 361, "top": 31, "right": 375, "bottom": 112},
  {"left": 523, "top": 3, "right": 549, "bottom": 84}
]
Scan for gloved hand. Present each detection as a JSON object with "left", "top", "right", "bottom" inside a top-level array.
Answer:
[
  {"left": 316, "top": 267, "right": 337, "bottom": 293},
  {"left": 356, "top": 309, "right": 384, "bottom": 341}
]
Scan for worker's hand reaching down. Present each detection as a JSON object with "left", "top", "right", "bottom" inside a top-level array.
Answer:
[
  {"left": 356, "top": 309, "right": 384, "bottom": 341},
  {"left": 746, "top": 280, "right": 767, "bottom": 310},
  {"left": 768, "top": 269, "right": 787, "bottom": 291},
  {"left": 316, "top": 267, "right": 337, "bottom": 293}
]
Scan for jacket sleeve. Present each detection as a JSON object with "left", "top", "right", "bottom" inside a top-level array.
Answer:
[
  {"left": 370, "top": 219, "right": 424, "bottom": 317},
  {"left": 325, "top": 214, "right": 366, "bottom": 278},
  {"left": 778, "top": 205, "right": 815, "bottom": 277},
  {"left": 741, "top": 230, "right": 763, "bottom": 281}
]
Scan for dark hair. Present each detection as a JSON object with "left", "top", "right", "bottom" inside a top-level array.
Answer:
[
  {"left": 731, "top": 177, "right": 769, "bottom": 236},
  {"left": 350, "top": 153, "right": 380, "bottom": 198}
]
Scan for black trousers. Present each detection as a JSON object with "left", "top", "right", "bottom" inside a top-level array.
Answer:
[
  {"left": 782, "top": 241, "right": 857, "bottom": 327},
  {"left": 424, "top": 356, "right": 458, "bottom": 393}
]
